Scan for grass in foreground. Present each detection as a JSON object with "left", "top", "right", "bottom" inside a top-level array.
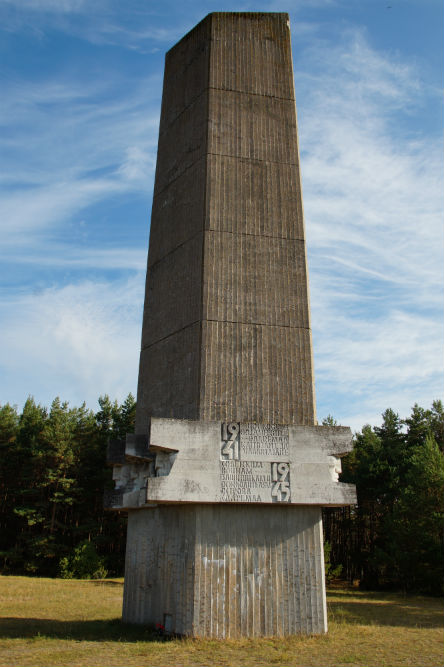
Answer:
[{"left": 0, "top": 576, "right": 442, "bottom": 667}]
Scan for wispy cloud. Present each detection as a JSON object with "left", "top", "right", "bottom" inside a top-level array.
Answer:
[
  {"left": 0, "top": 73, "right": 160, "bottom": 253},
  {"left": 0, "top": 0, "right": 189, "bottom": 51},
  {"left": 0, "top": 0, "right": 340, "bottom": 54},
  {"left": 0, "top": 276, "right": 144, "bottom": 408},
  {"left": 1, "top": 0, "right": 88, "bottom": 12},
  {"left": 295, "top": 29, "right": 443, "bottom": 426}
]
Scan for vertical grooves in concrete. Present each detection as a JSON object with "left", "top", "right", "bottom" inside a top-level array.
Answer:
[
  {"left": 136, "top": 12, "right": 315, "bottom": 430},
  {"left": 199, "top": 324, "right": 315, "bottom": 424},
  {"left": 198, "top": 12, "right": 315, "bottom": 426},
  {"left": 157, "top": 505, "right": 325, "bottom": 637},
  {"left": 207, "top": 157, "right": 305, "bottom": 239}
]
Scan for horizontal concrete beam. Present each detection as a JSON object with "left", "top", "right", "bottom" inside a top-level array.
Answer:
[{"left": 107, "top": 418, "right": 356, "bottom": 509}]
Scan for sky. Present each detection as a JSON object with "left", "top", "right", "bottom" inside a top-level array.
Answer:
[{"left": 0, "top": 0, "right": 442, "bottom": 431}]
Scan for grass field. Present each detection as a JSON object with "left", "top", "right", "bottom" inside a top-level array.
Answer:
[{"left": 0, "top": 576, "right": 442, "bottom": 667}]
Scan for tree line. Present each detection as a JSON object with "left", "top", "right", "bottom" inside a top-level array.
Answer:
[
  {"left": 323, "top": 401, "right": 444, "bottom": 594},
  {"left": 0, "top": 395, "right": 135, "bottom": 578},
  {"left": 0, "top": 396, "right": 443, "bottom": 592}
]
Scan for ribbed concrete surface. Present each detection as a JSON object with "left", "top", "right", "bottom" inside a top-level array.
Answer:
[
  {"left": 209, "top": 13, "right": 295, "bottom": 99},
  {"left": 123, "top": 505, "right": 327, "bottom": 637},
  {"left": 206, "top": 154, "right": 305, "bottom": 239},
  {"left": 202, "top": 233, "right": 309, "bottom": 327},
  {"left": 136, "top": 12, "right": 315, "bottom": 435},
  {"left": 200, "top": 322, "right": 315, "bottom": 424}
]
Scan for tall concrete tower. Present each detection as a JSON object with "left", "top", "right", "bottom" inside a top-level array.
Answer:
[{"left": 106, "top": 13, "right": 355, "bottom": 638}]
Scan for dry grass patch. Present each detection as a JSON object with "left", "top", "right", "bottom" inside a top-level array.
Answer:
[{"left": 0, "top": 576, "right": 442, "bottom": 666}]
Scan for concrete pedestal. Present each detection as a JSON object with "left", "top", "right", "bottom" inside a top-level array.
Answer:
[{"left": 123, "top": 505, "right": 327, "bottom": 637}]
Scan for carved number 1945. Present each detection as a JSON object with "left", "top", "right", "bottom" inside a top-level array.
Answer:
[{"left": 271, "top": 462, "right": 290, "bottom": 502}]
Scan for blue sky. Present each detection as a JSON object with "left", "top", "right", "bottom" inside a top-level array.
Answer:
[{"left": 1, "top": 0, "right": 442, "bottom": 430}]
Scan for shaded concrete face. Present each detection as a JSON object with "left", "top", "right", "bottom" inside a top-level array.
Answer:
[{"left": 136, "top": 12, "right": 315, "bottom": 434}]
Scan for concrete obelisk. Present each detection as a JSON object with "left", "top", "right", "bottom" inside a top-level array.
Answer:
[{"left": 106, "top": 12, "right": 356, "bottom": 637}]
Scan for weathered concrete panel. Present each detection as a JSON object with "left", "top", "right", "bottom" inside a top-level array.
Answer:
[
  {"left": 154, "top": 90, "right": 209, "bottom": 197},
  {"left": 202, "top": 231, "right": 310, "bottom": 328},
  {"left": 148, "top": 157, "right": 206, "bottom": 266},
  {"left": 199, "top": 321, "right": 315, "bottom": 425},
  {"left": 123, "top": 505, "right": 327, "bottom": 637},
  {"left": 206, "top": 154, "right": 305, "bottom": 240},
  {"left": 208, "top": 89, "right": 299, "bottom": 164},
  {"left": 209, "top": 13, "right": 295, "bottom": 100},
  {"left": 135, "top": 323, "right": 201, "bottom": 434},
  {"left": 141, "top": 233, "right": 203, "bottom": 348},
  {"left": 159, "top": 17, "right": 211, "bottom": 133}
]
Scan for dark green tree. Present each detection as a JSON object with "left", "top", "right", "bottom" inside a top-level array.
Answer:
[
  {"left": 0, "top": 394, "right": 135, "bottom": 577},
  {"left": 337, "top": 403, "right": 444, "bottom": 593}
]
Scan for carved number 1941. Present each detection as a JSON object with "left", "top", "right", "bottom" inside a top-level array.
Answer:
[{"left": 221, "top": 422, "right": 240, "bottom": 460}]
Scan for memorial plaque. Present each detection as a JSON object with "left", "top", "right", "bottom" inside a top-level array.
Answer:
[
  {"left": 220, "top": 460, "right": 290, "bottom": 503},
  {"left": 219, "top": 423, "right": 292, "bottom": 502},
  {"left": 234, "top": 423, "right": 289, "bottom": 459},
  {"left": 109, "top": 419, "right": 355, "bottom": 508}
]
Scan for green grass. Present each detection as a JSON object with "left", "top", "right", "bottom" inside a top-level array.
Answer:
[{"left": 0, "top": 576, "right": 442, "bottom": 666}]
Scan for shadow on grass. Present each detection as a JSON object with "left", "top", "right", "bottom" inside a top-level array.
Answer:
[
  {"left": 327, "top": 594, "right": 444, "bottom": 629},
  {"left": 1, "top": 592, "right": 443, "bottom": 642},
  {"left": 88, "top": 580, "right": 124, "bottom": 587},
  {"left": 0, "top": 618, "right": 167, "bottom": 642}
]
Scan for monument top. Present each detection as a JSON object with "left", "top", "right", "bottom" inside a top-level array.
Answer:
[{"left": 168, "top": 10, "right": 291, "bottom": 52}]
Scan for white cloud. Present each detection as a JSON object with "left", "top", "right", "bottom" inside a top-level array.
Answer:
[
  {"left": 0, "top": 276, "right": 144, "bottom": 410},
  {"left": 118, "top": 145, "right": 155, "bottom": 185},
  {"left": 1, "top": 179, "right": 122, "bottom": 240},
  {"left": 0, "top": 73, "right": 160, "bottom": 260},
  {"left": 0, "top": 0, "right": 190, "bottom": 52},
  {"left": 6, "top": 246, "right": 147, "bottom": 271},
  {"left": 296, "top": 29, "right": 443, "bottom": 427}
]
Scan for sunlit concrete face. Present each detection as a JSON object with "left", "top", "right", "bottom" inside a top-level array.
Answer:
[{"left": 123, "top": 504, "right": 328, "bottom": 637}]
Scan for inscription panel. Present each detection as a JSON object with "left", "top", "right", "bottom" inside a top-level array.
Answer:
[
  {"left": 141, "top": 418, "right": 356, "bottom": 507},
  {"left": 220, "top": 422, "right": 289, "bottom": 461},
  {"left": 240, "top": 423, "right": 289, "bottom": 459},
  {"left": 271, "top": 462, "right": 290, "bottom": 502},
  {"left": 219, "top": 460, "right": 291, "bottom": 503},
  {"left": 221, "top": 422, "right": 240, "bottom": 460},
  {"left": 219, "top": 423, "right": 291, "bottom": 502}
]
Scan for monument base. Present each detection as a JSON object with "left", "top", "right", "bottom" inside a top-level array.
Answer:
[{"left": 123, "top": 504, "right": 327, "bottom": 637}]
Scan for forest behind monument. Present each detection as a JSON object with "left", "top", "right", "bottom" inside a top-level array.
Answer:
[{"left": 0, "top": 395, "right": 442, "bottom": 594}]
